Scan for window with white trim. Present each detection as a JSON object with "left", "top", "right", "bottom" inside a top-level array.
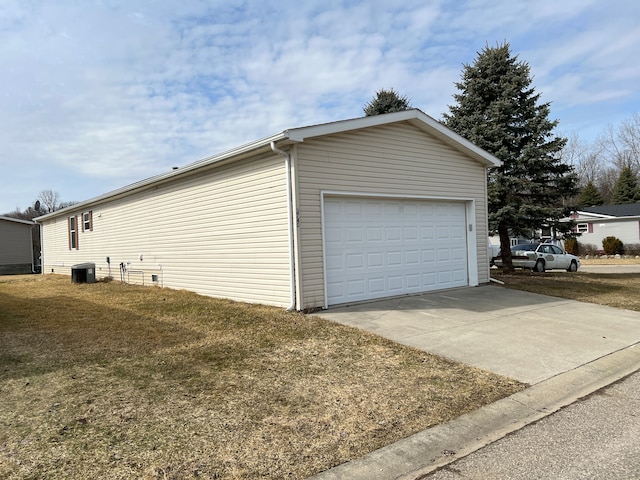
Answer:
[
  {"left": 576, "top": 223, "right": 589, "bottom": 233},
  {"left": 82, "top": 211, "right": 93, "bottom": 232},
  {"left": 69, "top": 216, "right": 79, "bottom": 250}
]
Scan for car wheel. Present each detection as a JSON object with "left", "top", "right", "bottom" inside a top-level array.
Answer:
[
  {"left": 534, "top": 259, "right": 545, "bottom": 272},
  {"left": 567, "top": 260, "right": 578, "bottom": 272}
]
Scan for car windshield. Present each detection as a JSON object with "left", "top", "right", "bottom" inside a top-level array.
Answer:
[{"left": 511, "top": 244, "right": 538, "bottom": 252}]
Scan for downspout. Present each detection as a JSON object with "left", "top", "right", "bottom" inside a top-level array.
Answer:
[
  {"left": 270, "top": 141, "right": 297, "bottom": 311},
  {"left": 29, "top": 223, "right": 36, "bottom": 273},
  {"left": 37, "top": 221, "right": 43, "bottom": 275}
]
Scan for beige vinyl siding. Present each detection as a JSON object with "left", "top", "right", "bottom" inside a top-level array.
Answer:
[
  {"left": 0, "top": 220, "right": 33, "bottom": 273},
  {"left": 295, "top": 122, "right": 490, "bottom": 308},
  {"left": 41, "top": 154, "right": 292, "bottom": 307}
]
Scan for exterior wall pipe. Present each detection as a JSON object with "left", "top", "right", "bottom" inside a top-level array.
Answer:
[{"left": 270, "top": 141, "right": 297, "bottom": 311}]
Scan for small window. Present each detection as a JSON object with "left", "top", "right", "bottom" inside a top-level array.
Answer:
[
  {"left": 576, "top": 223, "right": 589, "bottom": 233},
  {"left": 82, "top": 211, "right": 93, "bottom": 232},
  {"left": 69, "top": 216, "right": 79, "bottom": 250}
]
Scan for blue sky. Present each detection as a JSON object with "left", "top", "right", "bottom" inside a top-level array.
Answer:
[{"left": 2, "top": 0, "right": 639, "bottom": 214}]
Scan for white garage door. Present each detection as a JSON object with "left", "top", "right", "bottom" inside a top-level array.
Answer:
[{"left": 324, "top": 197, "right": 468, "bottom": 305}]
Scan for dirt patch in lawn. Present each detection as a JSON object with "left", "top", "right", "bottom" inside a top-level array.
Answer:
[
  {"left": 0, "top": 275, "right": 524, "bottom": 479},
  {"left": 492, "top": 270, "right": 640, "bottom": 312}
]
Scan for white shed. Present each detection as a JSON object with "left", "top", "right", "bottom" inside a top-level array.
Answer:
[{"left": 37, "top": 110, "right": 500, "bottom": 310}]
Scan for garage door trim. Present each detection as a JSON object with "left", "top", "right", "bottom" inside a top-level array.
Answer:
[{"left": 321, "top": 191, "right": 479, "bottom": 308}]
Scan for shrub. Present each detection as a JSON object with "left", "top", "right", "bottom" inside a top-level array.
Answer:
[
  {"left": 578, "top": 242, "right": 599, "bottom": 256},
  {"left": 625, "top": 243, "right": 640, "bottom": 256},
  {"left": 602, "top": 236, "right": 624, "bottom": 255},
  {"left": 564, "top": 238, "right": 579, "bottom": 255}
]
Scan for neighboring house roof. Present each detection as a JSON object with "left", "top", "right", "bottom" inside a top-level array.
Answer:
[
  {"left": 579, "top": 204, "right": 640, "bottom": 218},
  {"left": 35, "top": 109, "right": 501, "bottom": 222},
  {"left": 0, "top": 216, "right": 36, "bottom": 226}
]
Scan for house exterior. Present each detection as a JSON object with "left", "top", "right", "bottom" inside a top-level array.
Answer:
[
  {"left": 0, "top": 216, "right": 35, "bottom": 274},
  {"left": 36, "top": 110, "right": 500, "bottom": 310},
  {"left": 569, "top": 204, "right": 640, "bottom": 250}
]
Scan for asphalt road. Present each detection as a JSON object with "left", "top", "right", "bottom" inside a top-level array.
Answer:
[{"left": 423, "top": 369, "right": 640, "bottom": 480}]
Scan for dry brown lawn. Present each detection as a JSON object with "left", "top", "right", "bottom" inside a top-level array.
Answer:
[
  {"left": 0, "top": 275, "right": 524, "bottom": 479},
  {"left": 493, "top": 269, "right": 640, "bottom": 312},
  {"left": 579, "top": 256, "right": 640, "bottom": 265}
]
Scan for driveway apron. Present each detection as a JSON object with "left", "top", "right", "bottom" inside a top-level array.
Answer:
[{"left": 314, "top": 285, "right": 640, "bottom": 384}]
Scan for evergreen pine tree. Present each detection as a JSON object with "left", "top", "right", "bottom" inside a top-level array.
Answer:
[
  {"left": 578, "top": 181, "right": 604, "bottom": 207},
  {"left": 443, "top": 42, "right": 578, "bottom": 272},
  {"left": 363, "top": 88, "right": 412, "bottom": 116},
  {"left": 611, "top": 166, "right": 640, "bottom": 204}
]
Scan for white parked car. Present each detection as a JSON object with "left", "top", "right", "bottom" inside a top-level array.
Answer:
[{"left": 493, "top": 243, "right": 580, "bottom": 272}]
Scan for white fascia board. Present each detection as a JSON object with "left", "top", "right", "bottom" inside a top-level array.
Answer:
[
  {"left": 0, "top": 216, "right": 36, "bottom": 225},
  {"left": 574, "top": 211, "right": 616, "bottom": 219}
]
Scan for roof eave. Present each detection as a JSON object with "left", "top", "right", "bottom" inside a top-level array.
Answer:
[
  {"left": 36, "top": 132, "right": 288, "bottom": 222},
  {"left": 285, "top": 109, "right": 502, "bottom": 168},
  {"left": 0, "top": 216, "right": 36, "bottom": 225}
]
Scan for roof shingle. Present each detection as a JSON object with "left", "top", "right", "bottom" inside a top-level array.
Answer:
[{"left": 581, "top": 203, "right": 640, "bottom": 217}]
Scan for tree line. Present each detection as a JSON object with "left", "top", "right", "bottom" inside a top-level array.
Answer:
[
  {"left": 4, "top": 189, "right": 76, "bottom": 221},
  {"left": 563, "top": 115, "right": 640, "bottom": 206}
]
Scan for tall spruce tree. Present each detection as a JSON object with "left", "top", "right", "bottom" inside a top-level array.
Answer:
[
  {"left": 443, "top": 43, "right": 578, "bottom": 272},
  {"left": 363, "top": 88, "right": 412, "bottom": 116},
  {"left": 611, "top": 166, "right": 640, "bottom": 204},
  {"left": 578, "top": 181, "right": 604, "bottom": 207}
]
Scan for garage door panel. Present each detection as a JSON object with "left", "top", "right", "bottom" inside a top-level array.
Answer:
[
  {"left": 387, "top": 251, "right": 402, "bottom": 266},
  {"left": 345, "top": 202, "right": 363, "bottom": 216},
  {"left": 422, "top": 249, "right": 436, "bottom": 262},
  {"left": 386, "top": 227, "right": 402, "bottom": 241},
  {"left": 346, "top": 253, "right": 363, "bottom": 268},
  {"left": 438, "top": 271, "right": 452, "bottom": 284},
  {"left": 404, "top": 226, "right": 418, "bottom": 240},
  {"left": 406, "top": 273, "right": 420, "bottom": 288},
  {"left": 453, "top": 269, "right": 467, "bottom": 282},
  {"left": 437, "top": 248, "right": 450, "bottom": 261},
  {"left": 346, "top": 227, "right": 363, "bottom": 242},
  {"left": 367, "top": 252, "right": 384, "bottom": 268},
  {"left": 451, "top": 225, "right": 465, "bottom": 239},
  {"left": 325, "top": 227, "right": 342, "bottom": 243},
  {"left": 421, "top": 226, "right": 435, "bottom": 240},
  {"left": 406, "top": 250, "right": 419, "bottom": 265},
  {"left": 368, "top": 277, "right": 385, "bottom": 293},
  {"left": 366, "top": 227, "right": 383, "bottom": 241},
  {"left": 325, "top": 197, "right": 468, "bottom": 305},
  {"left": 347, "top": 279, "right": 365, "bottom": 296}
]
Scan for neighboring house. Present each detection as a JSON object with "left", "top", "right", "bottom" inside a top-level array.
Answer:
[
  {"left": 0, "top": 216, "right": 35, "bottom": 275},
  {"left": 569, "top": 204, "right": 640, "bottom": 249},
  {"left": 36, "top": 109, "right": 500, "bottom": 310}
]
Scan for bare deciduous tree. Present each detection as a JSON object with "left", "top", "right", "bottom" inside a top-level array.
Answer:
[
  {"left": 37, "top": 189, "right": 61, "bottom": 213},
  {"left": 564, "top": 113, "right": 640, "bottom": 205},
  {"left": 561, "top": 133, "right": 603, "bottom": 186}
]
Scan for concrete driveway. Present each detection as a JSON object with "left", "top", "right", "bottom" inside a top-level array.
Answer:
[{"left": 315, "top": 285, "right": 640, "bottom": 384}]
